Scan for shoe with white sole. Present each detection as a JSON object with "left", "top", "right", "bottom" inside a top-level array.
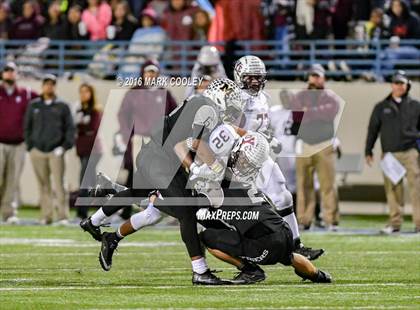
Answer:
[
  {"left": 5, "top": 216, "right": 20, "bottom": 225},
  {"left": 380, "top": 226, "right": 400, "bottom": 235}
]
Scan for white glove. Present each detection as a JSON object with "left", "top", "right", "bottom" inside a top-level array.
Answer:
[
  {"left": 189, "top": 162, "right": 216, "bottom": 181},
  {"left": 53, "top": 146, "right": 64, "bottom": 157}
]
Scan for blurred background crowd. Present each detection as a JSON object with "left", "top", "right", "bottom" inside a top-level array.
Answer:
[
  {"left": 0, "top": 0, "right": 419, "bottom": 81},
  {"left": 0, "top": 0, "right": 419, "bottom": 42}
]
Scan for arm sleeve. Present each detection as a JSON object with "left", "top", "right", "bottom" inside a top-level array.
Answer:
[
  {"left": 365, "top": 104, "right": 382, "bottom": 156},
  {"left": 191, "top": 105, "right": 218, "bottom": 141},
  {"left": 24, "top": 103, "right": 33, "bottom": 150},
  {"left": 62, "top": 104, "right": 76, "bottom": 150}
]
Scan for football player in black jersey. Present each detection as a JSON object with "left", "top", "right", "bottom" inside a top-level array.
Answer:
[{"left": 81, "top": 79, "right": 245, "bottom": 285}]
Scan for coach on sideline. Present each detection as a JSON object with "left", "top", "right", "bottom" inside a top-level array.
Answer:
[
  {"left": 0, "top": 62, "right": 38, "bottom": 224},
  {"left": 291, "top": 64, "right": 341, "bottom": 231},
  {"left": 24, "top": 74, "right": 75, "bottom": 225},
  {"left": 365, "top": 70, "right": 420, "bottom": 235}
]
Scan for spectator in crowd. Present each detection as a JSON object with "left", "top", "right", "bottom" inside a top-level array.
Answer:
[
  {"left": 114, "top": 59, "right": 177, "bottom": 219},
  {"left": 108, "top": 0, "right": 137, "bottom": 40},
  {"left": 81, "top": 0, "right": 112, "bottom": 40},
  {"left": 261, "top": 0, "right": 293, "bottom": 66},
  {"left": 127, "top": 0, "right": 149, "bottom": 19},
  {"left": 353, "top": 0, "right": 374, "bottom": 21},
  {"left": 364, "top": 8, "right": 385, "bottom": 40},
  {"left": 42, "top": 1, "right": 65, "bottom": 39},
  {"left": 291, "top": 64, "right": 341, "bottom": 231},
  {"left": 0, "top": 3, "right": 11, "bottom": 39},
  {"left": 261, "top": 0, "right": 293, "bottom": 40},
  {"left": 161, "top": 0, "right": 198, "bottom": 41},
  {"left": 63, "top": 4, "right": 89, "bottom": 40},
  {"left": 146, "top": 0, "right": 170, "bottom": 21},
  {"left": 208, "top": 0, "right": 265, "bottom": 44},
  {"left": 380, "top": 36, "right": 419, "bottom": 73},
  {"left": 0, "top": 62, "right": 38, "bottom": 224},
  {"left": 24, "top": 75, "right": 75, "bottom": 225},
  {"left": 192, "top": 8, "right": 211, "bottom": 41},
  {"left": 62, "top": 4, "right": 89, "bottom": 70},
  {"left": 74, "top": 83, "right": 103, "bottom": 220},
  {"left": 295, "top": 0, "right": 331, "bottom": 40},
  {"left": 10, "top": 0, "right": 45, "bottom": 39},
  {"left": 332, "top": 0, "right": 353, "bottom": 41},
  {"left": 185, "top": 45, "right": 226, "bottom": 97},
  {"left": 385, "top": 0, "right": 420, "bottom": 38},
  {"left": 365, "top": 70, "right": 420, "bottom": 234},
  {"left": 140, "top": 7, "right": 158, "bottom": 28}
]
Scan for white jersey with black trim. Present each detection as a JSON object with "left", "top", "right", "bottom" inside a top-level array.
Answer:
[
  {"left": 208, "top": 123, "right": 239, "bottom": 158},
  {"left": 241, "top": 91, "right": 270, "bottom": 133}
]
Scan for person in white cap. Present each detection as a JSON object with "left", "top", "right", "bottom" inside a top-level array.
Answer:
[
  {"left": 365, "top": 70, "right": 420, "bottom": 234},
  {"left": 185, "top": 45, "right": 226, "bottom": 98}
]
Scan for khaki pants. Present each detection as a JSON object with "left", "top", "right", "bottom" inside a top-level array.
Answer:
[
  {"left": 0, "top": 143, "right": 25, "bottom": 220},
  {"left": 30, "top": 148, "right": 68, "bottom": 222},
  {"left": 383, "top": 148, "right": 420, "bottom": 230},
  {"left": 296, "top": 143, "right": 339, "bottom": 226}
]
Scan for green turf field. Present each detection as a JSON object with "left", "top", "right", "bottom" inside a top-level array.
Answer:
[{"left": 1, "top": 210, "right": 419, "bottom": 309}]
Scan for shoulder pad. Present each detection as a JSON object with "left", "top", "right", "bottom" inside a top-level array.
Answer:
[{"left": 193, "top": 104, "right": 218, "bottom": 131}]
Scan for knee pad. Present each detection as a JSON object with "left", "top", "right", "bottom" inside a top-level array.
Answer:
[{"left": 130, "top": 206, "right": 162, "bottom": 230}]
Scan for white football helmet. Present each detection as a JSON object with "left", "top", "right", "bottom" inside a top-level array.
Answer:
[
  {"left": 229, "top": 131, "right": 269, "bottom": 179},
  {"left": 203, "top": 78, "right": 245, "bottom": 122},
  {"left": 233, "top": 55, "right": 267, "bottom": 96},
  {"left": 198, "top": 46, "right": 220, "bottom": 66}
]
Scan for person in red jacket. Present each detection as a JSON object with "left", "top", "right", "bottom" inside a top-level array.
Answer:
[
  {"left": 9, "top": 0, "right": 45, "bottom": 40},
  {"left": 161, "top": 0, "right": 198, "bottom": 40},
  {"left": 0, "top": 62, "right": 38, "bottom": 224},
  {"left": 160, "top": 0, "right": 199, "bottom": 68},
  {"left": 75, "top": 83, "right": 103, "bottom": 219}
]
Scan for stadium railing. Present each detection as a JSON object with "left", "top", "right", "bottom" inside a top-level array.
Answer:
[{"left": 1, "top": 39, "right": 419, "bottom": 79}]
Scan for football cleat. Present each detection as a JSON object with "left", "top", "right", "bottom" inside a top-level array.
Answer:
[
  {"left": 192, "top": 269, "right": 232, "bottom": 285},
  {"left": 294, "top": 269, "right": 332, "bottom": 283},
  {"left": 80, "top": 217, "right": 102, "bottom": 241},
  {"left": 294, "top": 246, "right": 325, "bottom": 261},
  {"left": 231, "top": 265, "right": 266, "bottom": 285},
  {"left": 99, "top": 232, "right": 119, "bottom": 271}
]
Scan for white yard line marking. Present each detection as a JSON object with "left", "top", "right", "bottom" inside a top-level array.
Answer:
[
  {"left": 0, "top": 283, "right": 419, "bottom": 292},
  {"left": 0, "top": 252, "right": 186, "bottom": 257},
  {"left": 0, "top": 238, "right": 180, "bottom": 248}
]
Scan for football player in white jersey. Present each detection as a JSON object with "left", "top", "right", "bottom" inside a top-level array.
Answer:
[{"left": 233, "top": 56, "right": 324, "bottom": 260}]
